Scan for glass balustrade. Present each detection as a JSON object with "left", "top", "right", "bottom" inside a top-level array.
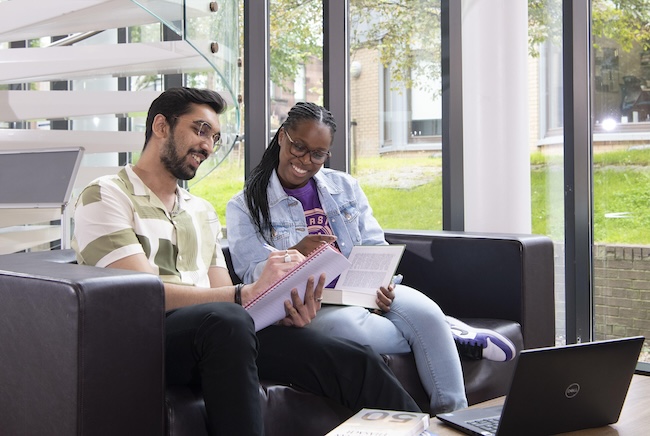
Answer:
[
  {"left": 131, "top": 0, "right": 241, "bottom": 186},
  {"left": 0, "top": 0, "right": 241, "bottom": 252}
]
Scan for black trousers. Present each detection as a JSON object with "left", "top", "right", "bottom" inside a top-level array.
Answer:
[{"left": 165, "top": 302, "right": 419, "bottom": 435}]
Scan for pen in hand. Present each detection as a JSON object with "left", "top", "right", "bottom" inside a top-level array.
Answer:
[{"left": 263, "top": 243, "right": 278, "bottom": 252}]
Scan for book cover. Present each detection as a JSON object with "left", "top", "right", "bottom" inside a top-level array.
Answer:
[
  {"left": 325, "top": 408, "right": 430, "bottom": 436},
  {"left": 244, "top": 243, "right": 351, "bottom": 331}
]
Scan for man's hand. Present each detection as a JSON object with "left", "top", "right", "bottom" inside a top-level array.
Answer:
[
  {"left": 242, "top": 249, "right": 304, "bottom": 305},
  {"left": 291, "top": 234, "right": 337, "bottom": 256},
  {"left": 279, "top": 273, "right": 326, "bottom": 327}
]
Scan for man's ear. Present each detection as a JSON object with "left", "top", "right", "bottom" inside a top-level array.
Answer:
[{"left": 152, "top": 114, "right": 170, "bottom": 140}]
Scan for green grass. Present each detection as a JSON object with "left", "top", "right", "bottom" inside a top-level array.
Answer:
[
  {"left": 530, "top": 149, "right": 650, "bottom": 244},
  {"left": 189, "top": 150, "right": 650, "bottom": 245},
  {"left": 363, "top": 181, "right": 442, "bottom": 230},
  {"left": 189, "top": 160, "right": 245, "bottom": 222}
]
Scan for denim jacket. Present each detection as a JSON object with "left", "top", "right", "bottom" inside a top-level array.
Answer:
[{"left": 226, "top": 168, "right": 387, "bottom": 283}]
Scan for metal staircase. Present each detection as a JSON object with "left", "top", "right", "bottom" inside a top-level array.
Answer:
[{"left": 0, "top": 0, "right": 241, "bottom": 254}]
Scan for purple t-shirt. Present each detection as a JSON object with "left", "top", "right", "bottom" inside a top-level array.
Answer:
[
  {"left": 284, "top": 179, "right": 340, "bottom": 287},
  {"left": 284, "top": 178, "right": 335, "bottom": 237}
]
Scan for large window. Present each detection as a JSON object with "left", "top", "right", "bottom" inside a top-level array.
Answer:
[
  {"left": 590, "top": 2, "right": 650, "bottom": 364},
  {"left": 380, "top": 60, "right": 442, "bottom": 150},
  {"left": 349, "top": 1, "right": 443, "bottom": 231},
  {"left": 530, "top": 0, "right": 566, "bottom": 345},
  {"left": 533, "top": 1, "right": 650, "bottom": 362},
  {"left": 233, "top": 1, "right": 650, "bottom": 365}
]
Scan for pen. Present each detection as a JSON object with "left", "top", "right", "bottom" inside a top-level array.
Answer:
[{"left": 263, "top": 243, "right": 279, "bottom": 252}]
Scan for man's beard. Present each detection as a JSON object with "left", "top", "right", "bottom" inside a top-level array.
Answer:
[{"left": 160, "top": 135, "right": 201, "bottom": 181}]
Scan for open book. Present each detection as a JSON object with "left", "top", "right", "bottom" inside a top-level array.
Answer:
[
  {"left": 244, "top": 243, "right": 351, "bottom": 331},
  {"left": 322, "top": 244, "right": 405, "bottom": 309}
]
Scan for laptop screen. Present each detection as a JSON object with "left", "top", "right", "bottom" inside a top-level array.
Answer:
[
  {"left": 437, "top": 336, "right": 644, "bottom": 436},
  {"left": 0, "top": 148, "right": 84, "bottom": 208}
]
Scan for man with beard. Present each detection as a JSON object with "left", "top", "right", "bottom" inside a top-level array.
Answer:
[{"left": 71, "top": 87, "right": 419, "bottom": 435}]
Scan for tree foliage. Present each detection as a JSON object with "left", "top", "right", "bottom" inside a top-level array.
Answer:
[
  {"left": 591, "top": 0, "right": 650, "bottom": 52},
  {"left": 350, "top": 0, "right": 441, "bottom": 92},
  {"left": 269, "top": 0, "right": 323, "bottom": 89},
  {"left": 269, "top": 0, "right": 650, "bottom": 90}
]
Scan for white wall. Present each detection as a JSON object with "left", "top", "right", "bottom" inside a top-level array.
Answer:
[{"left": 462, "top": 0, "right": 531, "bottom": 233}]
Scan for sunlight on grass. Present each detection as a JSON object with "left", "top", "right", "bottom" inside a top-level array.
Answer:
[
  {"left": 189, "top": 159, "right": 245, "bottom": 224},
  {"left": 363, "top": 181, "right": 442, "bottom": 230},
  {"left": 532, "top": 148, "right": 650, "bottom": 245},
  {"left": 188, "top": 150, "right": 650, "bottom": 244}
]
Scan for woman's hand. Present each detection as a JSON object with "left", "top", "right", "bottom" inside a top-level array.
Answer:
[
  {"left": 279, "top": 273, "right": 326, "bottom": 327},
  {"left": 375, "top": 283, "right": 395, "bottom": 313},
  {"left": 291, "top": 234, "right": 337, "bottom": 256}
]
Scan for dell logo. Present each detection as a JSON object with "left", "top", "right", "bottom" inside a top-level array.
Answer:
[{"left": 565, "top": 383, "right": 580, "bottom": 398}]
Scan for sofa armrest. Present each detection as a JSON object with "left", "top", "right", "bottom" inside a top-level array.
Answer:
[
  {"left": 385, "top": 230, "right": 555, "bottom": 349},
  {"left": 0, "top": 253, "right": 165, "bottom": 435}
]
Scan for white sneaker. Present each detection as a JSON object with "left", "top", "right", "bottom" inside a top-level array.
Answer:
[{"left": 447, "top": 316, "right": 516, "bottom": 362}]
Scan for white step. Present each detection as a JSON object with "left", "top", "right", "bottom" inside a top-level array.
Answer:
[
  {"left": 0, "top": 90, "right": 161, "bottom": 122},
  {"left": 0, "top": 225, "right": 62, "bottom": 255},
  {"left": 0, "top": 0, "right": 205, "bottom": 43},
  {"left": 0, "top": 41, "right": 220, "bottom": 85},
  {"left": 0, "top": 130, "right": 142, "bottom": 153},
  {"left": 0, "top": 209, "right": 62, "bottom": 228}
]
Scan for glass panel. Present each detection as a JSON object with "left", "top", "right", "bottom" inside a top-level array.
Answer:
[
  {"left": 269, "top": 0, "right": 324, "bottom": 128},
  {"left": 130, "top": 1, "right": 243, "bottom": 219},
  {"left": 529, "top": 0, "right": 565, "bottom": 345},
  {"left": 198, "top": 0, "right": 326, "bottom": 228},
  {"left": 591, "top": 1, "right": 650, "bottom": 363},
  {"left": 183, "top": 0, "right": 241, "bottom": 188},
  {"left": 350, "top": 1, "right": 442, "bottom": 230},
  {"left": 130, "top": 0, "right": 184, "bottom": 35}
]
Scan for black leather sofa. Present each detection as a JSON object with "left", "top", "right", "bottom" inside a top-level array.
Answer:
[{"left": 0, "top": 230, "right": 554, "bottom": 436}]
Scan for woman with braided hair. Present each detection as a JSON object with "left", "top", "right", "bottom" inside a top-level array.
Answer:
[{"left": 226, "top": 101, "right": 515, "bottom": 414}]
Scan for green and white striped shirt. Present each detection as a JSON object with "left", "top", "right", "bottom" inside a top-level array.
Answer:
[{"left": 72, "top": 165, "right": 226, "bottom": 288}]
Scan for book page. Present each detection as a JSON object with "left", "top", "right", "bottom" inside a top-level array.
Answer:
[{"left": 337, "top": 245, "right": 405, "bottom": 293}]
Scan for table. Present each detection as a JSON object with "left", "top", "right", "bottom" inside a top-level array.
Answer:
[{"left": 428, "top": 374, "right": 650, "bottom": 435}]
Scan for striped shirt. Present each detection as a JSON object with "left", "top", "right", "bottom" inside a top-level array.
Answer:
[{"left": 72, "top": 165, "right": 226, "bottom": 288}]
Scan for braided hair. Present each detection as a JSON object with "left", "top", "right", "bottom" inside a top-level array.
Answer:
[{"left": 244, "top": 102, "right": 337, "bottom": 242}]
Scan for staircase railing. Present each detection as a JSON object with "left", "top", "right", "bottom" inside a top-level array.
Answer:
[{"left": 0, "top": 0, "right": 241, "bottom": 253}]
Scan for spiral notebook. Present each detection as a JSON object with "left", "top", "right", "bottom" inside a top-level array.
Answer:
[{"left": 244, "top": 243, "right": 351, "bottom": 331}]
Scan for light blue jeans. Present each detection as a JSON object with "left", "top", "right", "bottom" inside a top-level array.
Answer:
[{"left": 307, "top": 285, "right": 468, "bottom": 414}]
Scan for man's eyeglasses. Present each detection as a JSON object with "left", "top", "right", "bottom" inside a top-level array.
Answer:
[
  {"left": 191, "top": 120, "right": 222, "bottom": 152},
  {"left": 284, "top": 129, "right": 331, "bottom": 164}
]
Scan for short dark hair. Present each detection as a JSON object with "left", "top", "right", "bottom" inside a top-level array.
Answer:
[{"left": 143, "top": 87, "right": 227, "bottom": 149}]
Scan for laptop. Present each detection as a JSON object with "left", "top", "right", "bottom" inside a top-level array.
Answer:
[{"left": 436, "top": 336, "right": 644, "bottom": 436}]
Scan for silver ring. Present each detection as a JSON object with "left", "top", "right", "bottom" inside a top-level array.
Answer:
[
  {"left": 316, "top": 297, "right": 323, "bottom": 302},
  {"left": 284, "top": 251, "right": 291, "bottom": 263}
]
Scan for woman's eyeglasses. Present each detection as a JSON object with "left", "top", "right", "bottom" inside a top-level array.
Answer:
[{"left": 284, "top": 129, "right": 331, "bottom": 164}]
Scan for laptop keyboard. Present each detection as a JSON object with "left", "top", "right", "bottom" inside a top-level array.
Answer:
[{"left": 467, "top": 416, "right": 500, "bottom": 435}]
